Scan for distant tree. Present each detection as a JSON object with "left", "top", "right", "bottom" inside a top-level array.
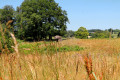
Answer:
[
  {"left": 16, "top": 0, "right": 69, "bottom": 41},
  {"left": 88, "top": 29, "right": 103, "bottom": 33},
  {"left": 88, "top": 29, "right": 104, "bottom": 37},
  {"left": 103, "top": 31, "right": 109, "bottom": 38},
  {"left": 113, "top": 29, "right": 120, "bottom": 34},
  {"left": 117, "top": 32, "right": 120, "bottom": 38},
  {"left": 0, "top": 5, "right": 15, "bottom": 25},
  {"left": 108, "top": 28, "right": 113, "bottom": 33},
  {"left": 75, "top": 27, "right": 89, "bottom": 39},
  {"left": 108, "top": 28, "right": 113, "bottom": 39},
  {"left": 92, "top": 31, "right": 109, "bottom": 38},
  {"left": 64, "top": 30, "right": 75, "bottom": 38}
]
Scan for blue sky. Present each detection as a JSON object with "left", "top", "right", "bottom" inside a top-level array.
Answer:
[{"left": 0, "top": 0, "right": 120, "bottom": 31}]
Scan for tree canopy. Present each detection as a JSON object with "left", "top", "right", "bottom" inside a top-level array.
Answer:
[
  {"left": 75, "top": 27, "right": 89, "bottom": 39},
  {"left": 16, "top": 0, "right": 69, "bottom": 41},
  {"left": 0, "top": 5, "right": 14, "bottom": 25}
]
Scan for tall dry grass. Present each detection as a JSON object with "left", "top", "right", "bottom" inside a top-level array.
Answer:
[{"left": 0, "top": 38, "right": 120, "bottom": 80}]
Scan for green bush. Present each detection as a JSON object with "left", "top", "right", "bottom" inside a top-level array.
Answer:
[{"left": 0, "top": 24, "right": 14, "bottom": 53}]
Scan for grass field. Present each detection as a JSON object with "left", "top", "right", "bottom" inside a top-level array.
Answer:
[{"left": 0, "top": 38, "right": 120, "bottom": 80}]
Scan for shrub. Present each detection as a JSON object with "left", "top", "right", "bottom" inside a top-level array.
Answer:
[{"left": 0, "top": 23, "right": 14, "bottom": 53}]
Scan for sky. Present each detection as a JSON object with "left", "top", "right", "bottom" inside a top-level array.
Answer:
[{"left": 0, "top": 0, "right": 120, "bottom": 31}]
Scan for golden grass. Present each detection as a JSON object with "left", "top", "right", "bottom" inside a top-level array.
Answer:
[{"left": 0, "top": 38, "right": 120, "bottom": 80}]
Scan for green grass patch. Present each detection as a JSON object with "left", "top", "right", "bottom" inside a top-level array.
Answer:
[
  {"left": 19, "top": 42, "right": 43, "bottom": 54},
  {"left": 57, "top": 45, "right": 84, "bottom": 52},
  {"left": 19, "top": 42, "right": 84, "bottom": 54}
]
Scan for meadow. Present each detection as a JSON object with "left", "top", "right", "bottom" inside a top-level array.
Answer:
[
  {"left": 1, "top": 0, "right": 120, "bottom": 80},
  {"left": 0, "top": 38, "right": 120, "bottom": 80}
]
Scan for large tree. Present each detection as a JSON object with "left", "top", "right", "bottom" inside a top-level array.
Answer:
[{"left": 16, "top": 0, "right": 69, "bottom": 41}]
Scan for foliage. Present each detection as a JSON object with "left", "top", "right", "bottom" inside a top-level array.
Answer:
[
  {"left": 117, "top": 32, "right": 120, "bottom": 38},
  {"left": 0, "top": 5, "right": 15, "bottom": 25},
  {"left": 91, "top": 31, "right": 109, "bottom": 38},
  {"left": 0, "top": 24, "right": 14, "bottom": 53},
  {"left": 113, "top": 29, "right": 120, "bottom": 34},
  {"left": 16, "top": 0, "right": 69, "bottom": 41},
  {"left": 75, "top": 27, "right": 89, "bottom": 39},
  {"left": 108, "top": 28, "right": 113, "bottom": 33},
  {"left": 88, "top": 29, "right": 120, "bottom": 38},
  {"left": 64, "top": 30, "right": 75, "bottom": 38},
  {"left": 88, "top": 29, "right": 103, "bottom": 33}
]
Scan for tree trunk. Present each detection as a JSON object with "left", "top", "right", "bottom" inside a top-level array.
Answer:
[{"left": 49, "top": 35, "right": 52, "bottom": 40}]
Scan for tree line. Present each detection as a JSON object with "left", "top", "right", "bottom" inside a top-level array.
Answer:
[{"left": 65, "top": 28, "right": 120, "bottom": 39}]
